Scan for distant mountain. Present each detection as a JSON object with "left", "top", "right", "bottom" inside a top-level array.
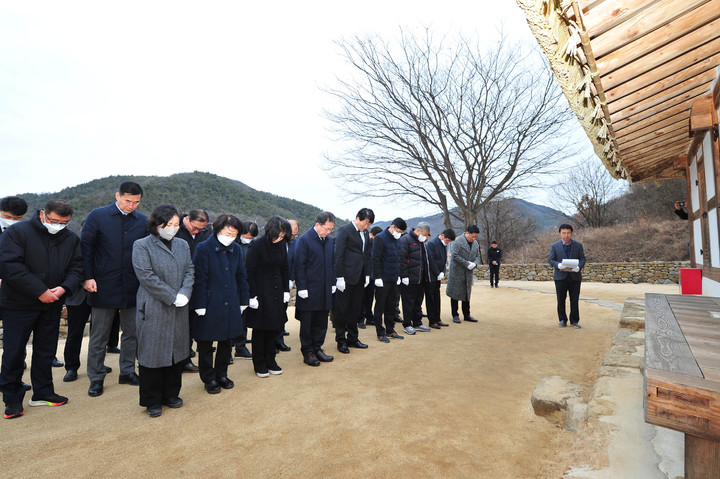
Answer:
[{"left": 14, "top": 171, "right": 332, "bottom": 232}]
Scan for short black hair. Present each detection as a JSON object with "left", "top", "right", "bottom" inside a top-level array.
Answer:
[
  {"left": 243, "top": 221, "right": 259, "bottom": 238},
  {"left": 466, "top": 224, "right": 480, "bottom": 234},
  {"left": 45, "top": 200, "right": 73, "bottom": 217},
  {"left": 357, "top": 208, "right": 375, "bottom": 224},
  {"left": 187, "top": 209, "right": 209, "bottom": 223},
  {"left": 370, "top": 226, "right": 383, "bottom": 236},
  {"left": 213, "top": 214, "right": 243, "bottom": 235},
  {"left": 0, "top": 196, "right": 28, "bottom": 216},
  {"left": 558, "top": 223, "right": 574, "bottom": 232},
  {"left": 147, "top": 204, "right": 179, "bottom": 236},
  {"left": 391, "top": 217, "right": 407, "bottom": 231},
  {"left": 491, "top": 240, "right": 497, "bottom": 245},
  {"left": 315, "top": 211, "right": 336, "bottom": 225},
  {"left": 265, "top": 216, "right": 292, "bottom": 243},
  {"left": 442, "top": 229, "right": 456, "bottom": 241},
  {"left": 119, "top": 181, "right": 144, "bottom": 197}
]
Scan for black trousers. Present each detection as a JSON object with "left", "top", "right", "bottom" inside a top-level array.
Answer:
[
  {"left": 426, "top": 281, "right": 442, "bottom": 325},
  {"left": 489, "top": 264, "right": 500, "bottom": 286},
  {"left": 334, "top": 281, "right": 365, "bottom": 343},
  {"left": 106, "top": 311, "right": 120, "bottom": 349},
  {"left": 251, "top": 329, "right": 281, "bottom": 374},
  {"left": 196, "top": 340, "right": 231, "bottom": 384},
  {"left": 450, "top": 299, "right": 471, "bottom": 319},
  {"left": 373, "top": 282, "right": 398, "bottom": 337},
  {"left": 554, "top": 277, "right": 582, "bottom": 324},
  {"left": 138, "top": 362, "right": 182, "bottom": 407},
  {"left": 0, "top": 307, "right": 61, "bottom": 404},
  {"left": 400, "top": 283, "right": 424, "bottom": 328},
  {"left": 361, "top": 282, "right": 375, "bottom": 323},
  {"left": 297, "top": 310, "right": 329, "bottom": 353},
  {"left": 64, "top": 301, "right": 91, "bottom": 372}
]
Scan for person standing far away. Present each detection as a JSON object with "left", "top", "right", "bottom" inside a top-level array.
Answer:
[
  {"left": 446, "top": 225, "right": 481, "bottom": 324},
  {"left": 333, "top": 208, "right": 374, "bottom": 354},
  {"left": 425, "top": 228, "right": 456, "bottom": 328},
  {"left": 548, "top": 224, "right": 586, "bottom": 329},
  {"left": 487, "top": 240, "right": 502, "bottom": 288},
  {"left": 82, "top": 181, "right": 148, "bottom": 398},
  {"left": 0, "top": 200, "right": 83, "bottom": 419},
  {"left": 372, "top": 217, "right": 407, "bottom": 343}
]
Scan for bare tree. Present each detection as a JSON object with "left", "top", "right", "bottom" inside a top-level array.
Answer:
[
  {"left": 476, "top": 198, "right": 538, "bottom": 263},
  {"left": 552, "top": 158, "right": 624, "bottom": 227},
  {"left": 324, "top": 28, "right": 576, "bottom": 228}
]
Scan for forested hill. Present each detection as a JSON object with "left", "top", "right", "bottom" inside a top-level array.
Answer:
[{"left": 15, "top": 171, "right": 328, "bottom": 231}]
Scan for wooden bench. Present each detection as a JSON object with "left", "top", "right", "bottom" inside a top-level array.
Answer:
[{"left": 645, "top": 293, "right": 720, "bottom": 478}]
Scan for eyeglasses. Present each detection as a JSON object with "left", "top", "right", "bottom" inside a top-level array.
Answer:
[
  {"left": 319, "top": 224, "right": 334, "bottom": 234},
  {"left": 42, "top": 212, "right": 71, "bottom": 226}
]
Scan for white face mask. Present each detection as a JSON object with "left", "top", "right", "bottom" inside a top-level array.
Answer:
[
  {"left": 240, "top": 237, "right": 252, "bottom": 244},
  {"left": 158, "top": 227, "right": 179, "bottom": 241},
  {"left": 418, "top": 235, "right": 427, "bottom": 243},
  {"left": 392, "top": 231, "right": 402, "bottom": 240},
  {"left": 217, "top": 234, "right": 235, "bottom": 247},
  {"left": 43, "top": 222, "right": 66, "bottom": 235},
  {"left": 0, "top": 217, "right": 19, "bottom": 230}
]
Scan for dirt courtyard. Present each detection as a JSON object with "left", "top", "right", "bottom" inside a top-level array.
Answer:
[{"left": 0, "top": 281, "right": 677, "bottom": 478}]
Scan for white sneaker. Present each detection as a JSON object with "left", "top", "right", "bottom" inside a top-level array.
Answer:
[
  {"left": 403, "top": 326, "right": 416, "bottom": 335},
  {"left": 416, "top": 325, "right": 431, "bottom": 332},
  {"left": 269, "top": 368, "right": 283, "bottom": 375},
  {"left": 256, "top": 371, "right": 270, "bottom": 378}
]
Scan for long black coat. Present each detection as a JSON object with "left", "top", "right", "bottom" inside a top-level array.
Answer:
[
  {"left": 245, "top": 235, "right": 289, "bottom": 331},
  {"left": 294, "top": 227, "right": 335, "bottom": 313},
  {"left": 334, "top": 221, "right": 370, "bottom": 286},
  {"left": 426, "top": 235, "right": 448, "bottom": 282},
  {"left": 191, "top": 235, "right": 249, "bottom": 341}
]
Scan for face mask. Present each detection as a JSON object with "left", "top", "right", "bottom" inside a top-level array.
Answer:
[
  {"left": 418, "top": 235, "right": 427, "bottom": 243},
  {"left": 240, "top": 237, "right": 252, "bottom": 244},
  {"left": 217, "top": 234, "right": 235, "bottom": 247},
  {"left": 43, "top": 222, "right": 66, "bottom": 235},
  {"left": 158, "top": 227, "right": 178, "bottom": 241},
  {"left": 0, "top": 217, "right": 19, "bottom": 230},
  {"left": 392, "top": 231, "right": 402, "bottom": 240}
]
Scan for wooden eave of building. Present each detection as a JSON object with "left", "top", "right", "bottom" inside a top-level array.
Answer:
[{"left": 516, "top": 0, "right": 720, "bottom": 183}]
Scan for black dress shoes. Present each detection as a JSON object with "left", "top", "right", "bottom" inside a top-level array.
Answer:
[
  {"left": 106, "top": 346, "right": 121, "bottom": 354},
  {"left": 276, "top": 339, "right": 291, "bottom": 352},
  {"left": 51, "top": 358, "right": 64, "bottom": 368},
  {"left": 315, "top": 349, "right": 334, "bottom": 362},
  {"left": 22, "top": 382, "right": 31, "bottom": 391},
  {"left": 163, "top": 397, "right": 184, "bottom": 408},
  {"left": 118, "top": 372, "right": 140, "bottom": 385},
  {"left": 303, "top": 351, "right": 320, "bottom": 367},
  {"left": 88, "top": 380, "right": 104, "bottom": 397},
  {"left": 147, "top": 405, "right": 162, "bottom": 418},
  {"left": 104, "top": 365, "right": 113, "bottom": 374},
  {"left": 347, "top": 340, "right": 368, "bottom": 349},
  {"left": 452, "top": 316, "right": 461, "bottom": 324},
  {"left": 357, "top": 322, "right": 366, "bottom": 329},
  {"left": 183, "top": 361, "right": 200, "bottom": 373},
  {"left": 429, "top": 323, "right": 441, "bottom": 329},
  {"left": 217, "top": 377, "right": 234, "bottom": 389},
  {"left": 63, "top": 370, "right": 78, "bottom": 382},
  {"left": 283, "top": 330, "right": 290, "bottom": 336},
  {"left": 438, "top": 321, "right": 449, "bottom": 327},
  {"left": 204, "top": 380, "right": 222, "bottom": 394},
  {"left": 337, "top": 342, "right": 350, "bottom": 354},
  {"left": 464, "top": 316, "right": 478, "bottom": 323}
]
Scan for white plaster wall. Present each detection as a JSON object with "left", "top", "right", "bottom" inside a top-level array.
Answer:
[{"left": 703, "top": 276, "right": 720, "bottom": 297}]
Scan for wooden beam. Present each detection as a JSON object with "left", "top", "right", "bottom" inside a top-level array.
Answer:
[
  {"left": 612, "top": 92, "right": 700, "bottom": 131},
  {"left": 614, "top": 101, "right": 691, "bottom": 134},
  {"left": 675, "top": 154, "right": 690, "bottom": 168},
  {"left": 579, "top": 0, "right": 660, "bottom": 38},
  {"left": 689, "top": 94, "right": 716, "bottom": 134},
  {"left": 620, "top": 119, "right": 687, "bottom": 149},
  {"left": 610, "top": 82, "right": 713, "bottom": 123},
  {"left": 616, "top": 111, "right": 690, "bottom": 140},
  {"left": 620, "top": 128, "right": 688, "bottom": 155},
  {"left": 622, "top": 136, "right": 689, "bottom": 160},
  {"left": 622, "top": 145, "right": 686, "bottom": 169},
  {"left": 634, "top": 165, "right": 687, "bottom": 182}
]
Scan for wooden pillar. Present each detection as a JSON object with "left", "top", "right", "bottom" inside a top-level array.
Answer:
[{"left": 686, "top": 434, "right": 720, "bottom": 478}]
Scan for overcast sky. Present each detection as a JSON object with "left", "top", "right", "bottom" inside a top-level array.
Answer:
[{"left": 0, "top": 1, "right": 564, "bottom": 221}]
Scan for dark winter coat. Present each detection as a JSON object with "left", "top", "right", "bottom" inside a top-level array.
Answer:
[
  {"left": 0, "top": 211, "right": 84, "bottom": 311},
  {"left": 398, "top": 231, "right": 429, "bottom": 284},
  {"left": 549, "top": 240, "right": 586, "bottom": 281},
  {"left": 245, "top": 235, "right": 289, "bottom": 331},
  {"left": 426, "top": 235, "right": 448, "bottom": 282},
  {"left": 294, "top": 227, "right": 335, "bottom": 312},
  {"left": 371, "top": 228, "right": 400, "bottom": 283},
  {"left": 191, "top": 235, "right": 250, "bottom": 341},
  {"left": 334, "top": 221, "right": 370, "bottom": 285},
  {"left": 175, "top": 215, "right": 212, "bottom": 258},
  {"left": 446, "top": 234, "right": 481, "bottom": 301},
  {"left": 487, "top": 246, "right": 502, "bottom": 265},
  {"left": 80, "top": 203, "right": 148, "bottom": 309},
  {"left": 132, "top": 235, "right": 194, "bottom": 368}
]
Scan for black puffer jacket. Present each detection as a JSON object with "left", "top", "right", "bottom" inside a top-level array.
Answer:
[
  {"left": 0, "top": 211, "right": 84, "bottom": 310},
  {"left": 399, "top": 231, "right": 429, "bottom": 284}
]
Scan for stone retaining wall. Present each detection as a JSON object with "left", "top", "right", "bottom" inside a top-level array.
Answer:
[{"left": 480, "top": 261, "right": 689, "bottom": 284}]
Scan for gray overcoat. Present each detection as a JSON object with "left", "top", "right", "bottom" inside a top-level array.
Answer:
[
  {"left": 445, "top": 235, "right": 481, "bottom": 302},
  {"left": 132, "top": 235, "right": 194, "bottom": 368}
]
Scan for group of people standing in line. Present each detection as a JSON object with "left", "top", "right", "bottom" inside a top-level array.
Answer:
[{"left": 0, "top": 180, "right": 586, "bottom": 419}]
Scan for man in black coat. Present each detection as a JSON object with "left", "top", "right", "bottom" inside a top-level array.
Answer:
[
  {"left": 548, "top": 224, "right": 586, "bottom": 328},
  {"left": 372, "top": 218, "right": 407, "bottom": 343},
  {"left": 399, "top": 222, "right": 432, "bottom": 335},
  {"left": 81, "top": 181, "right": 148, "bottom": 397},
  {"left": 0, "top": 200, "right": 83, "bottom": 419},
  {"left": 425, "top": 228, "right": 456, "bottom": 328},
  {"left": 333, "top": 208, "right": 374, "bottom": 354},
  {"left": 487, "top": 241, "right": 502, "bottom": 288},
  {"left": 294, "top": 212, "right": 336, "bottom": 366}
]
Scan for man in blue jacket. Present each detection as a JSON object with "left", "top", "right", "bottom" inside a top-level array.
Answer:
[
  {"left": 371, "top": 218, "right": 406, "bottom": 343},
  {"left": 294, "top": 212, "right": 336, "bottom": 367},
  {"left": 81, "top": 181, "right": 148, "bottom": 397},
  {"left": 548, "top": 224, "right": 586, "bottom": 328},
  {"left": 425, "top": 228, "right": 456, "bottom": 328}
]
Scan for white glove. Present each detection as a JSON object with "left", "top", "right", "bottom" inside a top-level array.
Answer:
[
  {"left": 283, "top": 292, "right": 290, "bottom": 303},
  {"left": 402, "top": 277, "right": 409, "bottom": 286},
  {"left": 195, "top": 308, "right": 206, "bottom": 316},
  {"left": 396, "top": 277, "right": 401, "bottom": 285},
  {"left": 336, "top": 277, "right": 346, "bottom": 292},
  {"left": 249, "top": 297, "right": 259, "bottom": 309},
  {"left": 572, "top": 267, "right": 580, "bottom": 273},
  {"left": 558, "top": 264, "right": 570, "bottom": 271},
  {"left": 364, "top": 276, "right": 370, "bottom": 288},
  {"left": 437, "top": 272, "right": 445, "bottom": 281},
  {"left": 375, "top": 279, "right": 384, "bottom": 288},
  {"left": 298, "top": 290, "right": 308, "bottom": 299},
  {"left": 240, "top": 305, "right": 247, "bottom": 313},
  {"left": 467, "top": 262, "right": 476, "bottom": 270},
  {"left": 331, "top": 286, "right": 337, "bottom": 294},
  {"left": 289, "top": 280, "right": 294, "bottom": 290},
  {"left": 174, "top": 293, "right": 189, "bottom": 307}
]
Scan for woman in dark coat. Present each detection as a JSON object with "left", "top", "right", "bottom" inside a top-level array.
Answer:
[
  {"left": 191, "top": 214, "right": 249, "bottom": 394},
  {"left": 132, "top": 205, "right": 194, "bottom": 418},
  {"left": 245, "top": 216, "right": 291, "bottom": 378}
]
